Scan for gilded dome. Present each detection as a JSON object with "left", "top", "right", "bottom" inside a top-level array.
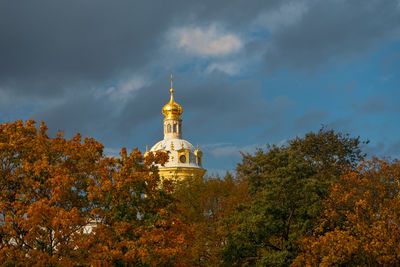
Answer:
[
  {"left": 162, "top": 88, "right": 183, "bottom": 120},
  {"left": 144, "top": 74, "right": 206, "bottom": 179}
]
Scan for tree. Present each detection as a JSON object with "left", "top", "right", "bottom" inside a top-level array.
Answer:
[
  {"left": 85, "top": 148, "right": 192, "bottom": 266},
  {"left": 173, "top": 172, "right": 249, "bottom": 266},
  {"left": 221, "top": 128, "right": 367, "bottom": 266},
  {"left": 293, "top": 158, "right": 400, "bottom": 266},
  {"left": 0, "top": 120, "right": 191, "bottom": 266},
  {"left": 288, "top": 127, "right": 367, "bottom": 184},
  {"left": 0, "top": 119, "right": 110, "bottom": 265}
]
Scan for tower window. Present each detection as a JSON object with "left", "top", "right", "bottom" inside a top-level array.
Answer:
[
  {"left": 173, "top": 124, "right": 177, "bottom": 133},
  {"left": 167, "top": 124, "right": 171, "bottom": 133}
]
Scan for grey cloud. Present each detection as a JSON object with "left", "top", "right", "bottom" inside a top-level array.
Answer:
[
  {"left": 2, "top": 0, "right": 398, "bottom": 101},
  {"left": 362, "top": 141, "right": 386, "bottom": 157},
  {"left": 325, "top": 118, "right": 352, "bottom": 132},
  {"left": 0, "top": 0, "right": 178, "bottom": 97},
  {"left": 1, "top": 0, "right": 399, "bottom": 171},
  {"left": 0, "top": 0, "right": 280, "bottom": 99},
  {"left": 353, "top": 94, "right": 399, "bottom": 114},
  {"left": 32, "top": 91, "right": 117, "bottom": 139},
  {"left": 295, "top": 109, "right": 329, "bottom": 130},
  {"left": 363, "top": 140, "right": 400, "bottom": 159},
  {"left": 361, "top": 139, "right": 400, "bottom": 159},
  {"left": 21, "top": 70, "right": 292, "bottom": 153},
  {"left": 265, "top": 0, "right": 400, "bottom": 71},
  {"left": 118, "top": 72, "right": 280, "bottom": 143},
  {"left": 257, "top": 96, "right": 293, "bottom": 139}
]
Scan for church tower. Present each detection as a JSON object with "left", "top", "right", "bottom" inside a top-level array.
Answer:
[{"left": 146, "top": 75, "right": 206, "bottom": 181}]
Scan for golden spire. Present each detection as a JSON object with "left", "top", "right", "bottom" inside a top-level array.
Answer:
[
  {"left": 170, "top": 73, "right": 173, "bottom": 92},
  {"left": 162, "top": 74, "right": 183, "bottom": 120}
]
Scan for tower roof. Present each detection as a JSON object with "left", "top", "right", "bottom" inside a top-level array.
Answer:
[
  {"left": 146, "top": 74, "right": 205, "bottom": 176},
  {"left": 162, "top": 74, "right": 183, "bottom": 120}
]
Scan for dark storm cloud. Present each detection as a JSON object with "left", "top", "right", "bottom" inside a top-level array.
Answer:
[
  {"left": 28, "top": 70, "right": 292, "bottom": 154},
  {"left": 265, "top": 0, "right": 400, "bottom": 71},
  {"left": 118, "top": 72, "right": 285, "bottom": 141},
  {"left": 1, "top": 0, "right": 399, "bottom": 99},
  {"left": 0, "top": 2, "right": 195, "bottom": 95},
  {"left": 1, "top": 0, "right": 400, "bottom": 155},
  {"left": 32, "top": 90, "right": 117, "bottom": 138},
  {"left": 0, "top": 0, "right": 279, "bottom": 98},
  {"left": 0, "top": 0, "right": 175, "bottom": 97}
]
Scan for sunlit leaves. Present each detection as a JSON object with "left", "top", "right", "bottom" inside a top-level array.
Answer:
[
  {"left": 294, "top": 158, "right": 400, "bottom": 266},
  {"left": 0, "top": 120, "right": 191, "bottom": 265}
]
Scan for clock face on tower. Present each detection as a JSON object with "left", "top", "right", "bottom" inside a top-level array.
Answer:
[{"left": 179, "top": 155, "right": 186, "bottom": 163}]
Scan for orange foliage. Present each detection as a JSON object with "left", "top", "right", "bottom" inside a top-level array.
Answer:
[
  {"left": 293, "top": 158, "right": 400, "bottom": 266},
  {"left": 85, "top": 148, "right": 192, "bottom": 266},
  {"left": 173, "top": 173, "right": 249, "bottom": 265},
  {"left": 0, "top": 120, "right": 191, "bottom": 266}
]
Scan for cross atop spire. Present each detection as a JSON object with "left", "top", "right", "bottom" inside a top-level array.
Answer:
[
  {"left": 170, "top": 73, "right": 174, "bottom": 94},
  {"left": 162, "top": 74, "right": 182, "bottom": 121}
]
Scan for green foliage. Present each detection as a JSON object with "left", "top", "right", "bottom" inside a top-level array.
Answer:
[{"left": 222, "top": 127, "right": 367, "bottom": 266}]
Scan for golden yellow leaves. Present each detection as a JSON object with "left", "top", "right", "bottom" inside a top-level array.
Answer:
[{"left": 294, "top": 158, "right": 400, "bottom": 266}]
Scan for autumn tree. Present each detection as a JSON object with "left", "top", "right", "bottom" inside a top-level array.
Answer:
[
  {"left": 0, "top": 119, "right": 111, "bottom": 265},
  {"left": 85, "top": 148, "right": 192, "bottom": 266},
  {"left": 0, "top": 120, "right": 192, "bottom": 266},
  {"left": 221, "top": 128, "right": 367, "bottom": 266},
  {"left": 293, "top": 158, "right": 400, "bottom": 266},
  {"left": 173, "top": 172, "right": 249, "bottom": 266}
]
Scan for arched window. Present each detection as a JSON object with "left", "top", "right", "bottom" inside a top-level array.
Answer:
[
  {"left": 173, "top": 124, "right": 177, "bottom": 133},
  {"left": 167, "top": 124, "right": 171, "bottom": 133}
]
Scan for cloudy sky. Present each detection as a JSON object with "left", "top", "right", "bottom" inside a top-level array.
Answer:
[{"left": 1, "top": 0, "right": 400, "bottom": 175}]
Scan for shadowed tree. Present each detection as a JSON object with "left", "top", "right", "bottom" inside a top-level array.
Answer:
[{"left": 221, "top": 128, "right": 367, "bottom": 266}]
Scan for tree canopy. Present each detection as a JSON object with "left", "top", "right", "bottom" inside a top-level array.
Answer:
[
  {"left": 2, "top": 120, "right": 397, "bottom": 266},
  {"left": 173, "top": 172, "right": 249, "bottom": 266},
  {"left": 221, "top": 128, "right": 367, "bottom": 266},
  {"left": 0, "top": 120, "right": 191, "bottom": 266},
  {"left": 293, "top": 158, "right": 400, "bottom": 266}
]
